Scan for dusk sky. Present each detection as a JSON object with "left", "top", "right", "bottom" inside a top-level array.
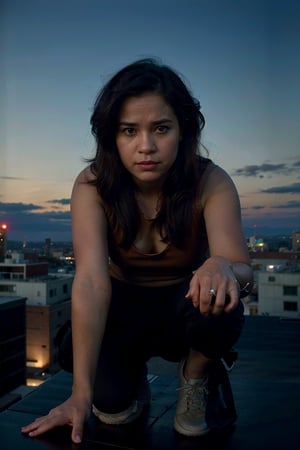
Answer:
[{"left": 1, "top": 0, "right": 300, "bottom": 242}]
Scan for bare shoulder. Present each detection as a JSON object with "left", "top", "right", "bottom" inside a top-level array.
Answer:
[
  {"left": 73, "top": 166, "right": 96, "bottom": 187},
  {"left": 71, "top": 167, "right": 99, "bottom": 201},
  {"left": 71, "top": 167, "right": 108, "bottom": 268},
  {"left": 206, "top": 164, "right": 235, "bottom": 188},
  {"left": 201, "top": 164, "right": 238, "bottom": 206}
]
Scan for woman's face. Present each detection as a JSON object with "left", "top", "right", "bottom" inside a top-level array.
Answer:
[{"left": 115, "top": 93, "right": 181, "bottom": 190}]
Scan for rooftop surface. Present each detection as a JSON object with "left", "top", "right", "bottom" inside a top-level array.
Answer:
[{"left": 1, "top": 315, "right": 299, "bottom": 450}]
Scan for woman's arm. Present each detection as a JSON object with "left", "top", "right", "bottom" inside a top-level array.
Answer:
[
  {"left": 186, "top": 165, "right": 253, "bottom": 315},
  {"left": 21, "top": 167, "right": 111, "bottom": 443},
  {"left": 70, "top": 167, "right": 111, "bottom": 402}
]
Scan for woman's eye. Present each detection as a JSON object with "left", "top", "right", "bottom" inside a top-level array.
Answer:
[
  {"left": 156, "top": 126, "right": 169, "bottom": 134},
  {"left": 123, "top": 128, "right": 135, "bottom": 136}
]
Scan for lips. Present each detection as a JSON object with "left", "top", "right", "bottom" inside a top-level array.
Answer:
[
  {"left": 137, "top": 161, "right": 158, "bottom": 165},
  {"left": 136, "top": 161, "right": 159, "bottom": 170}
]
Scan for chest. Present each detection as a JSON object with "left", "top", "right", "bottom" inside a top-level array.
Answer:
[{"left": 134, "top": 219, "right": 168, "bottom": 254}]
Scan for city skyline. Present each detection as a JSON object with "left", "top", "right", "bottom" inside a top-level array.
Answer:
[{"left": 1, "top": 0, "right": 300, "bottom": 241}]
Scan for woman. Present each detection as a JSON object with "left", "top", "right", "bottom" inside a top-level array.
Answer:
[{"left": 22, "top": 58, "right": 253, "bottom": 442}]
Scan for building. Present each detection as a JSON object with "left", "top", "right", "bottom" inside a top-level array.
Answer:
[
  {"left": 250, "top": 251, "right": 300, "bottom": 271},
  {"left": 0, "top": 224, "right": 8, "bottom": 262},
  {"left": 0, "top": 296, "right": 27, "bottom": 397},
  {"left": 26, "top": 300, "right": 71, "bottom": 375},
  {"left": 0, "top": 275, "right": 73, "bottom": 306},
  {"left": 292, "top": 230, "right": 300, "bottom": 252},
  {"left": 0, "top": 253, "right": 73, "bottom": 377},
  {"left": 258, "top": 269, "right": 300, "bottom": 318},
  {"left": 243, "top": 251, "right": 300, "bottom": 317},
  {"left": 0, "top": 252, "right": 48, "bottom": 278},
  {"left": 250, "top": 251, "right": 300, "bottom": 297},
  {"left": 0, "top": 252, "right": 73, "bottom": 306}
]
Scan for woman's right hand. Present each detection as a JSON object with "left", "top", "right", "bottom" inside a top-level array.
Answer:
[{"left": 21, "top": 393, "right": 91, "bottom": 444}]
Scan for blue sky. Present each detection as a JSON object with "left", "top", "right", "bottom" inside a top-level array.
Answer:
[{"left": 1, "top": 0, "right": 300, "bottom": 242}]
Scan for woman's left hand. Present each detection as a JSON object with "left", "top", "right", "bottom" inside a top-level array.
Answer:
[{"left": 185, "top": 256, "right": 240, "bottom": 315}]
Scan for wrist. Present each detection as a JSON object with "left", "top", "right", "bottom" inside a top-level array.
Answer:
[
  {"left": 72, "top": 380, "right": 93, "bottom": 402},
  {"left": 229, "top": 262, "right": 253, "bottom": 298}
]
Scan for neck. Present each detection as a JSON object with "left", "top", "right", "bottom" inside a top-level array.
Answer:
[{"left": 135, "top": 191, "right": 161, "bottom": 220}]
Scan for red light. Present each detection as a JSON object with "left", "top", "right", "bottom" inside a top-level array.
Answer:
[{"left": 1, "top": 224, "right": 7, "bottom": 230}]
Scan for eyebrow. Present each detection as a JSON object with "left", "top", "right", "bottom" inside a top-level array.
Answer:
[{"left": 118, "top": 118, "right": 174, "bottom": 126}]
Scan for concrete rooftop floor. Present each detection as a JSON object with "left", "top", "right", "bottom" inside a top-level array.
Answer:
[{"left": 0, "top": 315, "right": 299, "bottom": 450}]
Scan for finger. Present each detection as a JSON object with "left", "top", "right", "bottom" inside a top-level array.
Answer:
[
  {"left": 21, "top": 415, "right": 49, "bottom": 433},
  {"left": 187, "top": 284, "right": 201, "bottom": 308},
  {"left": 71, "top": 408, "right": 87, "bottom": 444},
  {"left": 224, "top": 285, "right": 239, "bottom": 313},
  {"left": 28, "top": 413, "right": 68, "bottom": 437},
  {"left": 185, "top": 289, "right": 191, "bottom": 299},
  {"left": 185, "top": 292, "right": 199, "bottom": 308},
  {"left": 186, "top": 276, "right": 201, "bottom": 307},
  {"left": 210, "top": 285, "right": 227, "bottom": 315},
  {"left": 197, "top": 277, "right": 216, "bottom": 314},
  {"left": 72, "top": 423, "right": 83, "bottom": 444},
  {"left": 199, "top": 288, "right": 212, "bottom": 315},
  {"left": 27, "top": 419, "right": 57, "bottom": 437},
  {"left": 193, "top": 271, "right": 216, "bottom": 314}
]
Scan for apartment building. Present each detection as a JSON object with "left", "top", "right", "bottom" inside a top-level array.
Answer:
[
  {"left": 258, "top": 270, "right": 300, "bottom": 318},
  {"left": 0, "top": 254, "right": 73, "bottom": 376}
]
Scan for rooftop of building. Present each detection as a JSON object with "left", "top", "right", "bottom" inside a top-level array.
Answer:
[
  {"left": 0, "top": 314, "right": 299, "bottom": 450},
  {"left": 249, "top": 251, "right": 300, "bottom": 260}
]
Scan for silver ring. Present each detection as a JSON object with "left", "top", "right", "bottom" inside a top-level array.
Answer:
[{"left": 208, "top": 288, "right": 217, "bottom": 297}]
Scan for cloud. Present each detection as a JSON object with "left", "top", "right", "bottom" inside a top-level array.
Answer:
[
  {"left": 233, "top": 163, "right": 288, "bottom": 177},
  {"left": 0, "top": 176, "right": 27, "bottom": 180},
  {"left": 232, "top": 161, "right": 300, "bottom": 178},
  {"left": 46, "top": 198, "right": 71, "bottom": 206},
  {"left": 261, "top": 182, "right": 300, "bottom": 194},
  {"left": 251, "top": 205, "right": 265, "bottom": 210},
  {"left": 243, "top": 200, "right": 300, "bottom": 210},
  {"left": 271, "top": 200, "right": 300, "bottom": 209},
  {"left": 242, "top": 205, "right": 266, "bottom": 211},
  {"left": 0, "top": 202, "right": 71, "bottom": 241},
  {"left": 0, "top": 202, "right": 44, "bottom": 213}
]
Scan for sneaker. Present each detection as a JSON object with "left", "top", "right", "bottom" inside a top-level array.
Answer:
[
  {"left": 174, "top": 359, "right": 210, "bottom": 437},
  {"left": 92, "top": 366, "right": 151, "bottom": 425}
]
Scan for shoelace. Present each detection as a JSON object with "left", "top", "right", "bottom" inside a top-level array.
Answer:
[{"left": 177, "top": 381, "right": 209, "bottom": 411}]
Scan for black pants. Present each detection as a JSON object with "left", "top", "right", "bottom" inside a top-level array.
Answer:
[{"left": 93, "top": 277, "right": 244, "bottom": 413}]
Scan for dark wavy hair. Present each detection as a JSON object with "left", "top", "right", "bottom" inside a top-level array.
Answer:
[{"left": 88, "top": 58, "right": 207, "bottom": 247}]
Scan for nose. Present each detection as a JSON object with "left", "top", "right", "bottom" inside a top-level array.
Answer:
[{"left": 138, "top": 132, "right": 156, "bottom": 153}]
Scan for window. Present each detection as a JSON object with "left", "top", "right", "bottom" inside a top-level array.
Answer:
[
  {"left": 12, "top": 273, "right": 24, "bottom": 280},
  {"left": 283, "top": 285, "right": 298, "bottom": 296},
  {"left": 268, "top": 276, "right": 276, "bottom": 282},
  {"left": 0, "top": 284, "right": 16, "bottom": 292},
  {"left": 0, "top": 273, "right": 10, "bottom": 280},
  {"left": 283, "top": 301, "right": 298, "bottom": 312},
  {"left": 63, "top": 284, "right": 68, "bottom": 294},
  {"left": 49, "top": 288, "right": 57, "bottom": 297}
]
